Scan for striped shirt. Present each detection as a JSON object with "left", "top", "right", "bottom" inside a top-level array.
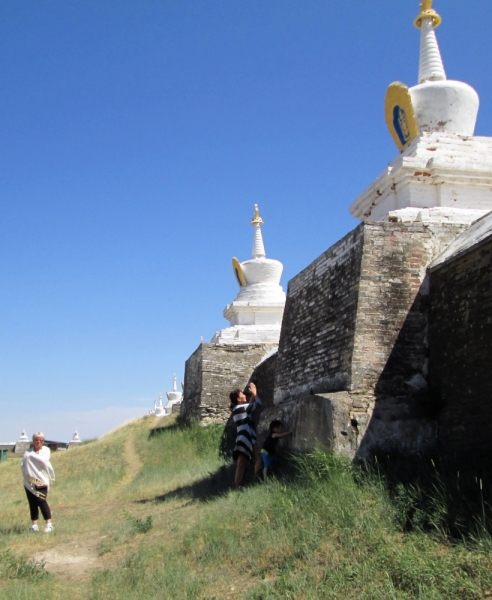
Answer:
[{"left": 232, "top": 396, "right": 262, "bottom": 460}]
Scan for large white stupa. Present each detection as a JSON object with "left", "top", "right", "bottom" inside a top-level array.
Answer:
[
  {"left": 211, "top": 205, "right": 286, "bottom": 345},
  {"left": 350, "top": 0, "right": 492, "bottom": 225}
]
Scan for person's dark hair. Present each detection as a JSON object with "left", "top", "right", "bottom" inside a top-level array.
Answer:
[
  {"left": 269, "top": 419, "right": 283, "bottom": 432},
  {"left": 229, "top": 389, "right": 242, "bottom": 409}
]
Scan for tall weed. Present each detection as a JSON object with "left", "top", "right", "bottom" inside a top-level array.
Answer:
[{"left": 1, "top": 550, "right": 50, "bottom": 582}]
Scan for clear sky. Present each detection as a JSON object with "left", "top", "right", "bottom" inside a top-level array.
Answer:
[{"left": 1, "top": 0, "right": 491, "bottom": 442}]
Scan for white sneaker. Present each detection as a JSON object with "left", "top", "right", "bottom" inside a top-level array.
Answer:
[
  {"left": 29, "top": 525, "right": 39, "bottom": 532},
  {"left": 44, "top": 523, "right": 53, "bottom": 533}
]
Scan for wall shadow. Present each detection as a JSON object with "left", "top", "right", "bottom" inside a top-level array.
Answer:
[
  {"left": 363, "top": 449, "right": 492, "bottom": 538},
  {"left": 357, "top": 277, "right": 438, "bottom": 459},
  {"left": 148, "top": 417, "right": 189, "bottom": 439},
  {"left": 136, "top": 449, "right": 296, "bottom": 506},
  {"left": 135, "top": 463, "right": 237, "bottom": 504},
  {"left": 355, "top": 278, "right": 492, "bottom": 538}
]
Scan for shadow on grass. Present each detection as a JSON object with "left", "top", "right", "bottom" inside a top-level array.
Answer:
[
  {"left": 135, "top": 463, "right": 236, "bottom": 504},
  {"left": 148, "top": 417, "right": 189, "bottom": 439},
  {"left": 136, "top": 451, "right": 297, "bottom": 506},
  {"left": 365, "top": 448, "right": 492, "bottom": 539}
]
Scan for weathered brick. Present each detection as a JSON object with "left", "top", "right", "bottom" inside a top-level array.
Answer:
[
  {"left": 181, "top": 343, "right": 275, "bottom": 423},
  {"left": 429, "top": 237, "right": 492, "bottom": 453}
]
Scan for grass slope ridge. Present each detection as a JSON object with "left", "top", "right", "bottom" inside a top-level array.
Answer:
[{"left": 0, "top": 416, "right": 491, "bottom": 599}]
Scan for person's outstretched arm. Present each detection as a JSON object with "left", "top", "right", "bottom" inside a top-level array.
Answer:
[
  {"left": 246, "top": 382, "right": 262, "bottom": 413},
  {"left": 272, "top": 431, "right": 293, "bottom": 439}
]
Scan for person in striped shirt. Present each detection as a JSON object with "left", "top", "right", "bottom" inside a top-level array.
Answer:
[{"left": 230, "top": 382, "right": 263, "bottom": 487}]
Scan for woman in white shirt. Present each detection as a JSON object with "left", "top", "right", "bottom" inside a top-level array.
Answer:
[{"left": 21, "top": 432, "right": 55, "bottom": 533}]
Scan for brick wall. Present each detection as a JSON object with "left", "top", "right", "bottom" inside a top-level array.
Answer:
[
  {"left": 272, "top": 221, "right": 467, "bottom": 457},
  {"left": 429, "top": 236, "right": 492, "bottom": 453},
  {"left": 181, "top": 342, "right": 275, "bottom": 424},
  {"left": 353, "top": 222, "right": 465, "bottom": 396},
  {"left": 274, "top": 226, "right": 364, "bottom": 403},
  {"left": 181, "top": 344, "right": 203, "bottom": 422},
  {"left": 274, "top": 222, "right": 465, "bottom": 405},
  {"left": 249, "top": 351, "right": 277, "bottom": 408}
]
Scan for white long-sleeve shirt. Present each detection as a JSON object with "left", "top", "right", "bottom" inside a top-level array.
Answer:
[{"left": 21, "top": 446, "right": 55, "bottom": 494}]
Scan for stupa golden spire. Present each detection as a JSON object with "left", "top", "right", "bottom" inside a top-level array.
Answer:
[
  {"left": 414, "top": 0, "right": 442, "bottom": 29},
  {"left": 250, "top": 204, "right": 264, "bottom": 227}
]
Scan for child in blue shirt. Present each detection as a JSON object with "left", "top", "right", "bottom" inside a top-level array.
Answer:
[{"left": 261, "top": 420, "right": 292, "bottom": 478}]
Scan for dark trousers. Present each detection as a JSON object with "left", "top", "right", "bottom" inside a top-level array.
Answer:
[
  {"left": 25, "top": 486, "right": 52, "bottom": 521},
  {"left": 235, "top": 445, "right": 263, "bottom": 487}
]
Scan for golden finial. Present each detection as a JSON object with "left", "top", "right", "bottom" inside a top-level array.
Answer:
[
  {"left": 250, "top": 204, "right": 264, "bottom": 227},
  {"left": 414, "top": 0, "right": 442, "bottom": 29}
]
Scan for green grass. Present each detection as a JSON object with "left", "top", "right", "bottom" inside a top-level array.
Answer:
[
  {"left": 1, "top": 416, "right": 492, "bottom": 599},
  {"left": 1, "top": 550, "right": 51, "bottom": 582}
]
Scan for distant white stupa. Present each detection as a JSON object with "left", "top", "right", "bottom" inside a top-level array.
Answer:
[
  {"left": 149, "top": 394, "right": 166, "bottom": 418},
  {"left": 166, "top": 375, "right": 183, "bottom": 413},
  {"left": 350, "top": 0, "right": 492, "bottom": 225},
  {"left": 68, "top": 429, "right": 82, "bottom": 448},
  {"left": 15, "top": 428, "right": 31, "bottom": 454},
  {"left": 212, "top": 205, "right": 286, "bottom": 345},
  {"left": 18, "top": 429, "right": 29, "bottom": 442}
]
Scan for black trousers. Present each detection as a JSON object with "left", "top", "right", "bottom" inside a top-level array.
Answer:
[{"left": 25, "top": 486, "right": 52, "bottom": 521}]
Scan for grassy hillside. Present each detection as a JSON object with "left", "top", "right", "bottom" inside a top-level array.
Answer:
[{"left": 1, "top": 416, "right": 492, "bottom": 599}]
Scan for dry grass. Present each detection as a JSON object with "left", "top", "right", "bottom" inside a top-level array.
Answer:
[
  {"left": 1, "top": 416, "right": 492, "bottom": 600},
  {"left": 0, "top": 416, "right": 231, "bottom": 599}
]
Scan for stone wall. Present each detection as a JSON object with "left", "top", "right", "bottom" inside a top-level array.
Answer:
[
  {"left": 352, "top": 222, "right": 465, "bottom": 396},
  {"left": 181, "top": 342, "right": 276, "bottom": 425},
  {"left": 182, "top": 219, "right": 487, "bottom": 459},
  {"left": 429, "top": 233, "right": 492, "bottom": 454},
  {"left": 274, "top": 226, "right": 364, "bottom": 403},
  {"left": 257, "top": 392, "right": 356, "bottom": 458},
  {"left": 275, "top": 222, "right": 465, "bottom": 401},
  {"left": 272, "top": 221, "right": 467, "bottom": 458},
  {"left": 181, "top": 344, "right": 203, "bottom": 422},
  {"left": 248, "top": 351, "right": 277, "bottom": 408}
]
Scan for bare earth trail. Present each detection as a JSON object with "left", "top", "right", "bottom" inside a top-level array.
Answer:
[
  {"left": 36, "top": 534, "right": 101, "bottom": 579},
  {"left": 116, "top": 428, "right": 144, "bottom": 488},
  {"left": 35, "top": 420, "right": 155, "bottom": 581}
]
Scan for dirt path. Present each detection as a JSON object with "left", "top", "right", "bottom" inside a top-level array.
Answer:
[
  {"left": 34, "top": 430, "right": 145, "bottom": 581},
  {"left": 37, "top": 534, "right": 101, "bottom": 579},
  {"left": 120, "top": 431, "right": 143, "bottom": 486}
]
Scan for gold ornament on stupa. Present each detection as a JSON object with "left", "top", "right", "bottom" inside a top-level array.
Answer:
[
  {"left": 250, "top": 204, "right": 264, "bottom": 227},
  {"left": 414, "top": 0, "right": 442, "bottom": 29}
]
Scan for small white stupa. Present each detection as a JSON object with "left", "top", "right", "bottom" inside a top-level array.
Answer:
[
  {"left": 15, "top": 429, "right": 30, "bottom": 454},
  {"left": 149, "top": 394, "right": 166, "bottom": 417},
  {"left": 68, "top": 429, "right": 82, "bottom": 448},
  {"left": 166, "top": 374, "right": 183, "bottom": 413},
  {"left": 211, "top": 205, "right": 286, "bottom": 345},
  {"left": 351, "top": 0, "right": 492, "bottom": 225}
]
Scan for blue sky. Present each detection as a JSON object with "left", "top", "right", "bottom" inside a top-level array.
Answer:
[{"left": 1, "top": 0, "right": 491, "bottom": 441}]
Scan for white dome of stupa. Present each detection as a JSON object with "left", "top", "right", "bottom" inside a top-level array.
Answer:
[{"left": 409, "top": 1, "right": 479, "bottom": 137}]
